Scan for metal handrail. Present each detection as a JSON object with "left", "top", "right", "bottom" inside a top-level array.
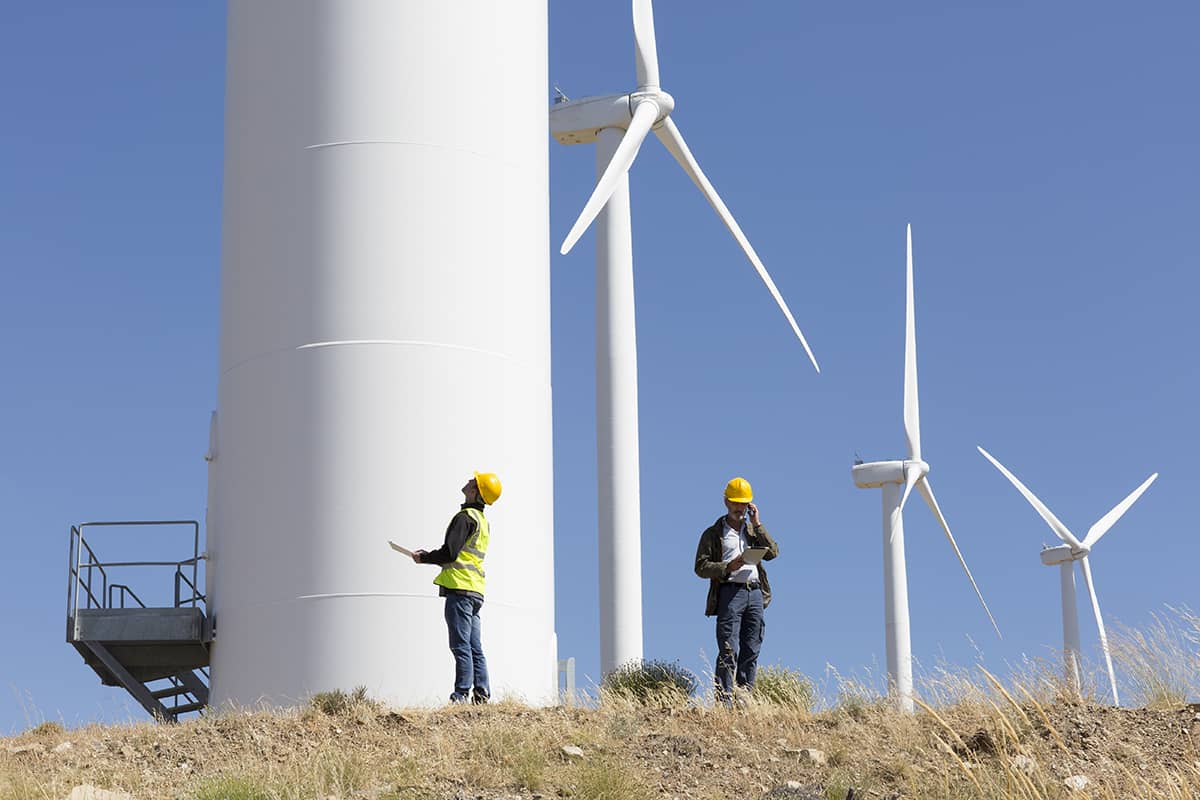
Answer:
[
  {"left": 67, "top": 521, "right": 204, "bottom": 637},
  {"left": 67, "top": 532, "right": 109, "bottom": 618},
  {"left": 174, "top": 568, "right": 205, "bottom": 609},
  {"left": 108, "top": 584, "right": 147, "bottom": 609}
]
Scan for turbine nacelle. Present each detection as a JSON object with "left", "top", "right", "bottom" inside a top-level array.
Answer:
[
  {"left": 550, "top": 91, "right": 676, "bottom": 146},
  {"left": 1039, "top": 543, "right": 1090, "bottom": 565},
  {"left": 851, "top": 459, "right": 929, "bottom": 489},
  {"left": 550, "top": 94, "right": 634, "bottom": 145}
]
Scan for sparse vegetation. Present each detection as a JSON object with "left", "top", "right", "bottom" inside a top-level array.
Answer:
[
  {"left": 189, "top": 773, "right": 272, "bottom": 800},
  {"left": 599, "top": 658, "right": 698, "bottom": 705},
  {"left": 308, "top": 685, "right": 373, "bottom": 715},
  {"left": 572, "top": 758, "right": 653, "bottom": 800},
  {"left": 753, "top": 664, "right": 815, "bottom": 711},
  {"left": 25, "top": 722, "right": 62, "bottom": 738},
  {"left": 1111, "top": 605, "right": 1200, "bottom": 709},
  {"left": 2, "top": 608, "right": 1197, "bottom": 799}
]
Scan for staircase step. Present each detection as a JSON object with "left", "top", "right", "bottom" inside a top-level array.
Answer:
[
  {"left": 151, "top": 685, "right": 190, "bottom": 700},
  {"left": 170, "top": 702, "right": 205, "bottom": 716}
]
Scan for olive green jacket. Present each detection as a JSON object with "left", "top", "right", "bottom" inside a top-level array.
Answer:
[{"left": 694, "top": 516, "right": 780, "bottom": 617}]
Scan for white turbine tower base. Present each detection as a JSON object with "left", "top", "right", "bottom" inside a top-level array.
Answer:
[
  {"left": 551, "top": 0, "right": 819, "bottom": 675},
  {"left": 978, "top": 446, "right": 1158, "bottom": 705},
  {"left": 852, "top": 226, "right": 1000, "bottom": 713},
  {"left": 211, "top": 0, "right": 557, "bottom": 709}
]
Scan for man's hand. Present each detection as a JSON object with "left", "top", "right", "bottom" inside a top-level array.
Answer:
[
  {"left": 726, "top": 555, "right": 746, "bottom": 574},
  {"left": 747, "top": 502, "right": 761, "bottom": 527},
  {"left": 411, "top": 549, "right": 426, "bottom": 564}
]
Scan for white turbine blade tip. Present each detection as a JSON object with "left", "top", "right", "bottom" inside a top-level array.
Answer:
[
  {"left": 651, "top": 118, "right": 821, "bottom": 373},
  {"left": 1081, "top": 472, "right": 1159, "bottom": 549},
  {"left": 1080, "top": 557, "right": 1120, "bottom": 705},
  {"left": 976, "top": 445, "right": 1083, "bottom": 550},
  {"left": 919, "top": 477, "right": 1002, "bottom": 638}
]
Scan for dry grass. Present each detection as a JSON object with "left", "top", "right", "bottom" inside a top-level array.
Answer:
[
  {"left": 1, "top": 693, "right": 1197, "bottom": 799},
  {"left": 1110, "top": 605, "right": 1200, "bottom": 710},
  {"left": 3, "top": 609, "right": 1197, "bottom": 799}
]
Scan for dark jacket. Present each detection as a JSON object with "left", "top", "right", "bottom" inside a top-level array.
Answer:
[{"left": 694, "top": 515, "right": 779, "bottom": 616}]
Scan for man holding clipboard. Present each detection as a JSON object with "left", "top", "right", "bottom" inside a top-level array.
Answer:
[
  {"left": 398, "top": 471, "right": 502, "bottom": 704},
  {"left": 694, "top": 476, "right": 780, "bottom": 703}
]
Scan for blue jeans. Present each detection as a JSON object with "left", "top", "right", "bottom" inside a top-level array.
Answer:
[
  {"left": 715, "top": 582, "right": 764, "bottom": 700},
  {"left": 444, "top": 593, "right": 489, "bottom": 702}
]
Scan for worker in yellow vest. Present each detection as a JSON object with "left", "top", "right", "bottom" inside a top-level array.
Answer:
[{"left": 412, "top": 471, "right": 502, "bottom": 703}]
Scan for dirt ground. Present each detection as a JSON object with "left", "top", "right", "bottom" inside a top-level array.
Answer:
[{"left": 2, "top": 699, "right": 1198, "bottom": 799}]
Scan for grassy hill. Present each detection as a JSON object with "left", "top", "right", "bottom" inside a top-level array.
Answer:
[
  {"left": 5, "top": 609, "right": 1197, "bottom": 799},
  {"left": 3, "top": 688, "right": 1197, "bottom": 800}
]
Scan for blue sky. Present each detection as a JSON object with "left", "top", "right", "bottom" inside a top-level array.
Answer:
[{"left": 1, "top": 1, "right": 1196, "bottom": 732}]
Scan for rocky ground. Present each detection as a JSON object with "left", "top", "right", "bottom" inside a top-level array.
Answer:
[{"left": 2, "top": 698, "right": 1199, "bottom": 799}]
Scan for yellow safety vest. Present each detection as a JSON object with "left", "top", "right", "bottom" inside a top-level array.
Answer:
[{"left": 433, "top": 508, "right": 489, "bottom": 594}]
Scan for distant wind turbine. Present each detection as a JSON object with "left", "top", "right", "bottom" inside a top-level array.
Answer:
[
  {"left": 550, "top": 0, "right": 819, "bottom": 675},
  {"left": 977, "top": 446, "right": 1157, "bottom": 704},
  {"left": 852, "top": 225, "right": 1001, "bottom": 713}
]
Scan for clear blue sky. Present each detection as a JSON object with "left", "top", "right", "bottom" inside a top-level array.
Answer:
[{"left": 2, "top": 1, "right": 1196, "bottom": 732}]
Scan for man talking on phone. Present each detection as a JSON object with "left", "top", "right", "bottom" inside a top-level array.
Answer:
[{"left": 694, "top": 476, "right": 780, "bottom": 704}]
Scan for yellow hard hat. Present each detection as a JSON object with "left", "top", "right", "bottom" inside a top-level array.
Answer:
[
  {"left": 723, "top": 477, "right": 753, "bottom": 503},
  {"left": 474, "top": 471, "right": 502, "bottom": 505}
]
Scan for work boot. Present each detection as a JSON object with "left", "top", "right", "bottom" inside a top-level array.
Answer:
[{"left": 471, "top": 689, "right": 490, "bottom": 705}]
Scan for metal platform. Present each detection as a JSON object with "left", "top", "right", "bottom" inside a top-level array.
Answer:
[{"left": 66, "top": 521, "right": 211, "bottom": 723}]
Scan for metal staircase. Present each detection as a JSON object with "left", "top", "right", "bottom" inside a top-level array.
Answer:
[{"left": 67, "top": 521, "right": 212, "bottom": 723}]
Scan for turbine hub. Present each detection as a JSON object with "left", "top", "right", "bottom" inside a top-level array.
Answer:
[
  {"left": 903, "top": 459, "right": 930, "bottom": 479},
  {"left": 630, "top": 89, "right": 675, "bottom": 121}
]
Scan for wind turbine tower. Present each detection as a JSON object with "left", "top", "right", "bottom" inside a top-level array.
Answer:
[
  {"left": 209, "top": 1, "right": 557, "bottom": 708},
  {"left": 852, "top": 226, "right": 1000, "bottom": 713},
  {"left": 550, "top": 0, "right": 820, "bottom": 675},
  {"left": 978, "top": 447, "right": 1157, "bottom": 704}
]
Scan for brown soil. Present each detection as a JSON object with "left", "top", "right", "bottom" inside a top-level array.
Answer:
[{"left": 2, "top": 700, "right": 1198, "bottom": 799}]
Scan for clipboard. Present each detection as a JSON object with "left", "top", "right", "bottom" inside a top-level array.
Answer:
[
  {"left": 740, "top": 547, "right": 768, "bottom": 566},
  {"left": 388, "top": 540, "right": 415, "bottom": 557}
]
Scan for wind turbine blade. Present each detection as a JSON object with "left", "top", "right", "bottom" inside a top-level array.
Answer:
[
  {"left": 1081, "top": 473, "right": 1158, "bottom": 549},
  {"left": 917, "top": 476, "right": 1002, "bottom": 638},
  {"left": 899, "top": 464, "right": 919, "bottom": 512},
  {"left": 977, "top": 446, "right": 1084, "bottom": 550},
  {"left": 653, "top": 116, "right": 820, "bottom": 373},
  {"left": 560, "top": 100, "right": 658, "bottom": 256},
  {"left": 1079, "top": 556, "right": 1120, "bottom": 705},
  {"left": 633, "top": 0, "right": 660, "bottom": 89},
  {"left": 903, "top": 224, "right": 921, "bottom": 461}
]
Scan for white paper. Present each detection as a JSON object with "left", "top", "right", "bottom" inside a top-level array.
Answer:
[
  {"left": 388, "top": 540, "right": 415, "bottom": 557},
  {"left": 740, "top": 547, "right": 768, "bottom": 566}
]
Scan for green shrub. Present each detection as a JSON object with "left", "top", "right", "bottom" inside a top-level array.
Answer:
[
  {"left": 317, "top": 752, "right": 369, "bottom": 796},
  {"left": 753, "top": 664, "right": 815, "bottom": 711},
  {"left": 600, "top": 659, "right": 697, "bottom": 705},
  {"left": 309, "top": 685, "right": 371, "bottom": 715},
  {"left": 573, "top": 759, "right": 653, "bottom": 800},
  {"left": 189, "top": 774, "right": 273, "bottom": 800}
]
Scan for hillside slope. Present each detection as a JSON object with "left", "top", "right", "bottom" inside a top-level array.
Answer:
[{"left": 3, "top": 696, "right": 1198, "bottom": 800}]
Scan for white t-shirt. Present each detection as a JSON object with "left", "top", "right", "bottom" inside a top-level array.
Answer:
[{"left": 720, "top": 519, "right": 759, "bottom": 584}]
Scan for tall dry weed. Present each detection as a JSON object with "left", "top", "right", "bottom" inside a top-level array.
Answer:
[{"left": 1111, "top": 605, "right": 1200, "bottom": 709}]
